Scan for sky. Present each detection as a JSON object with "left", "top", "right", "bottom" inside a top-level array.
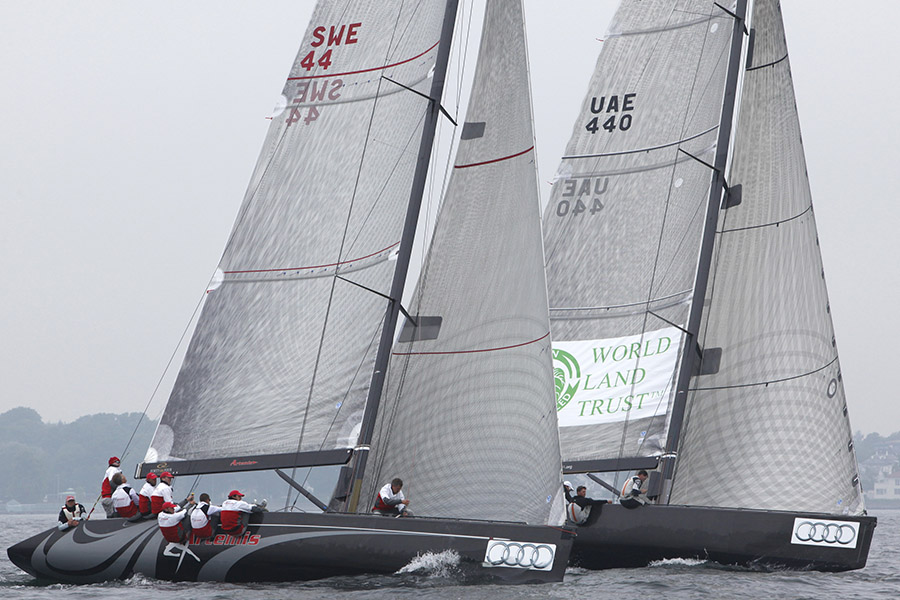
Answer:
[{"left": 1, "top": 1, "right": 898, "bottom": 435}]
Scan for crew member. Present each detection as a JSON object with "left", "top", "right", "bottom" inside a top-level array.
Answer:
[
  {"left": 566, "top": 485, "right": 610, "bottom": 525},
  {"left": 138, "top": 472, "right": 158, "bottom": 517},
  {"left": 157, "top": 502, "right": 190, "bottom": 544},
  {"left": 220, "top": 490, "right": 264, "bottom": 536},
  {"left": 150, "top": 472, "right": 194, "bottom": 514},
  {"left": 620, "top": 470, "right": 649, "bottom": 509},
  {"left": 190, "top": 493, "right": 221, "bottom": 541},
  {"left": 372, "top": 477, "right": 411, "bottom": 517},
  {"left": 111, "top": 473, "right": 142, "bottom": 520},
  {"left": 101, "top": 457, "right": 122, "bottom": 518},
  {"left": 58, "top": 495, "right": 86, "bottom": 531}
]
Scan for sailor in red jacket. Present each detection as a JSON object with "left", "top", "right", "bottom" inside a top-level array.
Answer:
[
  {"left": 157, "top": 502, "right": 190, "bottom": 544},
  {"left": 219, "top": 490, "right": 264, "bottom": 536},
  {"left": 189, "top": 493, "right": 221, "bottom": 542},
  {"left": 110, "top": 473, "right": 141, "bottom": 521},
  {"left": 100, "top": 457, "right": 122, "bottom": 518},
  {"left": 138, "top": 473, "right": 157, "bottom": 517}
]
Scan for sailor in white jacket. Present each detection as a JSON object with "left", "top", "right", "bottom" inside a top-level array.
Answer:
[
  {"left": 620, "top": 470, "right": 649, "bottom": 509},
  {"left": 372, "top": 478, "right": 411, "bottom": 517}
]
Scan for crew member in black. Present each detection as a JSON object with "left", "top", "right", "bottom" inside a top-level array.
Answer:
[
  {"left": 58, "top": 495, "right": 86, "bottom": 531},
  {"left": 566, "top": 485, "right": 610, "bottom": 524}
]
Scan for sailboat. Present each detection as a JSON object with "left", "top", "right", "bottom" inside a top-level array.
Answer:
[
  {"left": 546, "top": 0, "right": 875, "bottom": 571},
  {"left": 7, "top": 0, "right": 574, "bottom": 584}
]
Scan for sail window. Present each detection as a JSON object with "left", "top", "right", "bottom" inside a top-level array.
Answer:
[
  {"left": 397, "top": 316, "right": 442, "bottom": 342},
  {"left": 461, "top": 121, "right": 486, "bottom": 140}
]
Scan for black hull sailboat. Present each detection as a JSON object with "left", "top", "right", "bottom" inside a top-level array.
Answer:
[
  {"left": 569, "top": 505, "right": 874, "bottom": 572},
  {"left": 9, "top": 0, "right": 576, "bottom": 585},
  {"left": 545, "top": 0, "right": 875, "bottom": 573},
  {"left": 8, "top": 513, "right": 573, "bottom": 584}
]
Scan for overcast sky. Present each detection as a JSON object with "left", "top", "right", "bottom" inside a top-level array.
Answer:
[{"left": 1, "top": 1, "right": 898, "bottom": 435}]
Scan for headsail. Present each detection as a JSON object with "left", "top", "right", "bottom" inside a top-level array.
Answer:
[
  {"left": 359, "top": 0, "right": 565, "bottom": 525},
  {"left": 143, "top": 1, "right": 449, "bottom": 475},
  {"left": 542, "top": 0, "right": 740, "bottom": 473},
  {"left": 670, "top": 0, "right": 865, "bottom": 515}
]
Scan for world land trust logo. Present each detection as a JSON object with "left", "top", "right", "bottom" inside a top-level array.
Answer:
[
  {"left": 553, "top": 328, "right": 681, "bottom": 428},
  {"left": 553, "top": 348, "right": 581, "bottom": 411}
]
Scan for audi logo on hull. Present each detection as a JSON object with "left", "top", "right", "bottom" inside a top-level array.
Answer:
[
  {"left": 483, "top": 540, "right": 556, "bottom": 571},
  {"left": 790, "top": 517, "right": 859, "bottom": 549}
]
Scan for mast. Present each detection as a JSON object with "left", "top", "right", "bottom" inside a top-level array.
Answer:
[
  {"left": 658, "top": 0, "right": 749, "bottom": 503},
  {"left": 343, "top": 0, "right": 460, "bottom": 512}
]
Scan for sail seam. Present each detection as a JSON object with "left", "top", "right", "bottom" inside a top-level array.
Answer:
[
  {"left": 287, "top": 40, "right": 441, "bottom": 81},
  {"left": 561, "top": 125, "right": 717, "bottom": 159},
  {"left": 222, "top": 242, "right": 400, "bottom": 274},
  {"left": 606, "top": 15, "right": 716, "bottom": 39},
  {"left": 689, "top": 356, "right": 837, "bottom": 391},
  {"left": 392, "top": 332, "right": 549, "bottom": 356},
  {"left": 718, "top": 204, "right": 812, "bottom": 233},
  {"left": 550, "top": 289, "right": 692, "bottom": 312},
  {"left": 454, "top": 145, "right": 534, "bottom": 169},
  {"left": 747, "top": 53, "right": 788, "bottom": 71}
]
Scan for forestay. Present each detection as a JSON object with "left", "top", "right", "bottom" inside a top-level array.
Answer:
[
  {"left": 542, "top": 0, "right": 738, "bottom": 471},
  {"left": 670, "top": 0, "right": 865, "bottom": 515},
  {"left": 144, "top": 1, "right": 448, "bottom": 474},
  {"left": 360, "top": 0, "right": 565, "bottom": 525}
]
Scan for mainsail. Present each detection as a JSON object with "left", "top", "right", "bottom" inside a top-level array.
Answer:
[
  {"left": 669, "top": 0, "right": 865, "bottom": 515},
  {"left": 359, "top": 0, "right": 565, "bottom": 525},
  {"left": 542, "top": 0, "right": 740, "bottom": 472},
  {"left": 144, "top": 1, "right": 450, "bottom": 474}
]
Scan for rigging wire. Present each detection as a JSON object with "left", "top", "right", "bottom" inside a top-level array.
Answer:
[{"left": 118, "top": 286, "right": 209, "bottom": 465}]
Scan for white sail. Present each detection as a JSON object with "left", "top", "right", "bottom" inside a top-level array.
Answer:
[
  {"left": 360, "top": 0, "right": 565, "bottom": 525},
  {"left": 542, "top": 0, "right": 739, "bottom": 470},
  {"left": 146, "top": 1, "right": 449, "bottom": 471},
  {"left": 670, "top": 0, "right": 865, "bottom": 515}
]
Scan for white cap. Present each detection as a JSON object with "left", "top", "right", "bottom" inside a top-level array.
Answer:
[{"left": 564, "top": 481, "right": 573, "bottom": 489}]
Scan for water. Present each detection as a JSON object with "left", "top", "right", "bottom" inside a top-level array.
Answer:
[{"left": 1, "top": 511, "right": 898, "bottom": 599}]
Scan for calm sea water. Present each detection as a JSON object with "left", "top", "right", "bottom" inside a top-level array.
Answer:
[{"left": 1, "top": 511, "right": 897, "bottom": 599}]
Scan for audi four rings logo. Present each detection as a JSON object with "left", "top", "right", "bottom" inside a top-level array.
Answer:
[
  {"left": 790, "top": 518, "right": 859, "bottom": 549},
  {"left": 483, "top": 540, "right": 556, "bottom": 571}
]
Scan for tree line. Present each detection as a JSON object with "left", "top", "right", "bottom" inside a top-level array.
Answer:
[{"left": 0, "top": 407, "right": 156, "bottom": 504}]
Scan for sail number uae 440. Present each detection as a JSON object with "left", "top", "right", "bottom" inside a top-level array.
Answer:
[{"left": 585, "top": 93, "right": 637, "bottom": 134}]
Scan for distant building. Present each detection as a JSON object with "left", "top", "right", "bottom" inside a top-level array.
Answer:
[{"left": 872, "top": 471, "right": 900, "bottom": 500}]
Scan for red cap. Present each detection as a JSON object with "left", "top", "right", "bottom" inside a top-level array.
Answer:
[
  {"left": 160, "top": 471, "right": 173, "bottom": 478},
  {"left": 162, "top": 502, "right": 178, "bottom": 510},
  {"left": 146, "top": 473, "right": 158, "bottom": 480},
  {"left": 65, "top": 495, "right": 75, "bottom": 502},
  {"left": 228, "top": 490, "right": 244, "bottom": 498},
  {"left": 109, "top": 456, "right": 120, "bottom": 465}
]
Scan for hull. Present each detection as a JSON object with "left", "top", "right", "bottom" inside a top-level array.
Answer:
[
  {"left": 570, "top": 503, "right": 876, "bottom": 572},
  {"left": 8, "top": 512, "right": 573, "bottom": 584}
]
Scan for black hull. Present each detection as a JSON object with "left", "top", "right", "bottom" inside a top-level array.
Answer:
[
  {"left": 570, "top": 504, "right": 876, "bottom": 572},
  {"left": 7, "top": 512, "right": 573, "bottom": 584}
]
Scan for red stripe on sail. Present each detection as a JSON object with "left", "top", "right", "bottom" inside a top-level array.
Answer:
[
  {"left": 287, "top": 40, "right": 440, "bottom": 81},
  {"left": 454, "top": 146, "right": 534, "bottom": 169},
  {"left": 392, "top": 332, "right": 550, "bottom": 356}
]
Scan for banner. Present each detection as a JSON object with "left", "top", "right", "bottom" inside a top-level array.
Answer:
[{"left": 554, "top": 327, "right": 681, "bottom": 428}]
